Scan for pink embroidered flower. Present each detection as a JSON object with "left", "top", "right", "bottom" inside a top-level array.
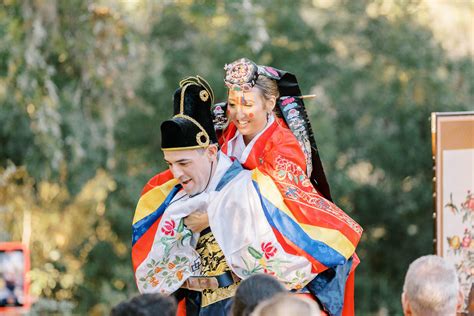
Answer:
[
  {"left": 462, "top": 191, "right": 474, "bottom": 211},
  {"left": 462, "top": 235, "right": 471, "bottom": 248},
  {"left": 261, "top": 242, "right": 277, "bottom": 259},
  {"left": 281, "top": 97, "right": 295, "bottom": 106},
  {"left": 162, "top": 220, "right": 176, "bottom": 236},
  {"left": 462, "top": 229, "right": 472, "bottom": 248},
  {"left": 265, "top": 66, "right": 279, "bottom": 77},
  {"left": 263, "top": 268, "right": 276, "bottom": 276}
]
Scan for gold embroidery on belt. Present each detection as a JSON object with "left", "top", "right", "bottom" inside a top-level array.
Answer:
[
  {"left": 196, "top": 230, "right": 236, "bottom": 306},
  {"left": 201, "top": 283, "right": 239, "bottom": 307}
]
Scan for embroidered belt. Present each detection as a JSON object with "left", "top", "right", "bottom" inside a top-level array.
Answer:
[{"left": 181, "top": 271, "right": 240, "bottom": 292}]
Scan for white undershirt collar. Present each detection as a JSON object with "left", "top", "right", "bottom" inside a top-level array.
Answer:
[{"left": 227, "top": 115, "right": 275, "bottom": 164}]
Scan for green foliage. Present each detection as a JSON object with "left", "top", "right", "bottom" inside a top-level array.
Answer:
[{"left": 0, "top": 0, "right": 472, "bottom": 315}]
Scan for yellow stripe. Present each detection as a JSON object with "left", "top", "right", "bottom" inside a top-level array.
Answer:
[
  {"left": 299, "top": 224, "right": 355, "bottom": 259},
  {"left": 251, "top": 169, "right": 355, "bottom": 259},
  {"left": 132, "top": 178, "right": 179, "bottom": 224}
]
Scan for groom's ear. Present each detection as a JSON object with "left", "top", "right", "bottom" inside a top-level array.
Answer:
[{"left": 206, "top": 144, "right": 218, "bottom": 160}]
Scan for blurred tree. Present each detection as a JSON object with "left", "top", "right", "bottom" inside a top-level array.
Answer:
[
  {"left": 0, "top": 0, "right": 142, "bottom": 314},
  {"left": 0, "top": 0, "right": 472, "bottom": 315},
  {"left": 304, "top": 0, "right": 473, "bottom": 313}
]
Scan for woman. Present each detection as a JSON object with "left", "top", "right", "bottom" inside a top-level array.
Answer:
[{"left": 218, "top": 58, "right": 362, "bottom": 316}]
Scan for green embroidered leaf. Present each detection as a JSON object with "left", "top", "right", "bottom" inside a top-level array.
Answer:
[
  {"left": 241, "top": 256, "right": 251, "bottom": 270},
  {"left": 248, "top": 246, "right": 263, "bottom": 259},
  {"left": 146, "top": 263, "right": 152, "bottom": 268},
  {"left": 139, "top": 277, "right": 146, "bottom": 282},
  {"left": 278, "top": 170, "right": 286, "bottom": 178},
  {"left": 177, "top": 218, "right": 184, "bottom": 233},
  {"left": 288, "top": 173, "right": 293, "bottom": 181},
  {"left": 151, "top": 259, "right": 156, "bottom": 265},
  {"left": 299, "top": 175, "right": 305, "bottom": 182},
  {"left": 180, "top": 233, "right": 191, "bottom": 246},
  {"left": 162, "top": 271, "right": 168, "bottom": 276}
]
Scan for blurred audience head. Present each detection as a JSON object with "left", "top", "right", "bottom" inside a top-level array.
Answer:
[
  {"left": 110, "top": 293, "right": 177, "bottom": 316},
  {"left": 402, "top": 255, "right": 463, "bottom": 316},
  {"left": 251, "top": 293, "right": 321, "bottom": 316},
  {"left": 231, "top": 273, "right": 286, "bottom": 316}
]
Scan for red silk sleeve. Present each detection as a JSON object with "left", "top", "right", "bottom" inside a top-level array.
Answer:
[{"left": 141, "top": 169, "right": 174, "bottom": 196}]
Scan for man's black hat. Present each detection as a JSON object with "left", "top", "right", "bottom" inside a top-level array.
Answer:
[{"left": 161, "top": 76, "right": 218, "bottom": 151}]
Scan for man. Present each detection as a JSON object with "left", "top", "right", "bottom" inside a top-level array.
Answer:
[
  {"left": 110, "top": 293, "right": 177, "bottom": 316},
  {"left": 231, "top": 274, "right": 286, "bottom": 316},
  {"left": 131, "top": 76, "right": 361, "bottom": 315},
  {"left": 252, "top": 293, "right": 321, "bottom": 316},
  {"left": 401, "top": 255, "right": 464, "bottom": 316}
]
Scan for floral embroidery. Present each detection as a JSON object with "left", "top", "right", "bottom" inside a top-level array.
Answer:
[
  {"left": 290, "top": 270, "right": 308, "bottom": 290},
  {"left": 139, "top": 255, "right": 190, "bottom": 290},
  {"left": 285, "top": 187, "right": 298, "bottom": 199},
  {"left": 273, "top": 155, "right": 363, "bottom": 235},
  {"left": 275, "top": 157, "right": 311, "bottom": 188},
  {"left": 161, "top": 220, "right": 176, "bottom": 236},
  {"left": 445, "top": 191, "right": 474, "bottom": 224},
  {"left": 461, "top": 190, "right": 474, "bottom": 211},
  {"left": 446, "top": 191, "right": 474, "bottom": 254},
  {"left": 444, "top": 189, "right": 473, "bottom": 311},
  {"left": 263, "top": 268, "right": 276, "bottom": 276},
  {"left": 239, "top": 242, "right": 310, "bottom": 290},
  {"left": 139, "top": 218, "right": 195, "bottom": 291},
  {"left": 241, "top": 242, "right": 290, "bottom": 278},
  {"left": 261, "top": 242, "right": 277, "bottom": 259}
]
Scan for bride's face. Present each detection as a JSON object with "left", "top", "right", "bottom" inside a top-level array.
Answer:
[{"left": 227, "top": 87, "right": 272, "bottom": 143}]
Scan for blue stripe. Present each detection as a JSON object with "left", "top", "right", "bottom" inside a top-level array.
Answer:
[
  {"left": 215, "top": 160, "right": 243, "bottom": 192},
  {"left": 132, "top": 185, "right": 181, "bottom": 246},
  {"left": 251, "top": 181, "right": 347, "bottom": 267}
]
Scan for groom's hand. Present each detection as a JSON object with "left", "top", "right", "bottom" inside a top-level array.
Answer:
[{"left": 184, "top": 211, "right": 209, "bottom": 233}]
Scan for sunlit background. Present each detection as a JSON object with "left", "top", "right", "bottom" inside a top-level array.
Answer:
[{"left": 0, "top": 0, "right": 472, "bottom": 314}]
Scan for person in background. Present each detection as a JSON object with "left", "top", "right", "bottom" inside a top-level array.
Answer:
[
  {"left": 251, "top": 293, "right": 321, "bottom": 316},
  {"left": 401, "top": 255, "right": 464, "bottom": 316},
  {"left": 110, "top": 293, "right": 177, "bottom": 316},
  {"left": 231, "top": 274, "right": 286, "bottom": 316}
]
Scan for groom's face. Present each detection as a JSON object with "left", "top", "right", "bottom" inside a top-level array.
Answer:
[{"left": 163, "top": 147, "right": 215, "bottom": 196}]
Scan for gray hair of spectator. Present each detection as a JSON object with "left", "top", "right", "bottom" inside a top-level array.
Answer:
[
  {"left": 231, "top": 273, "right": 286, "bottom": 316},
  {"left": 250, "top": 293, "right": 321, "bottom": 316},
  {"left": 403, "top": 255, "right": 460, "bottom": 316},
  {"left": 110, "top": 293, "right": 177, "bottom": 316}
]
